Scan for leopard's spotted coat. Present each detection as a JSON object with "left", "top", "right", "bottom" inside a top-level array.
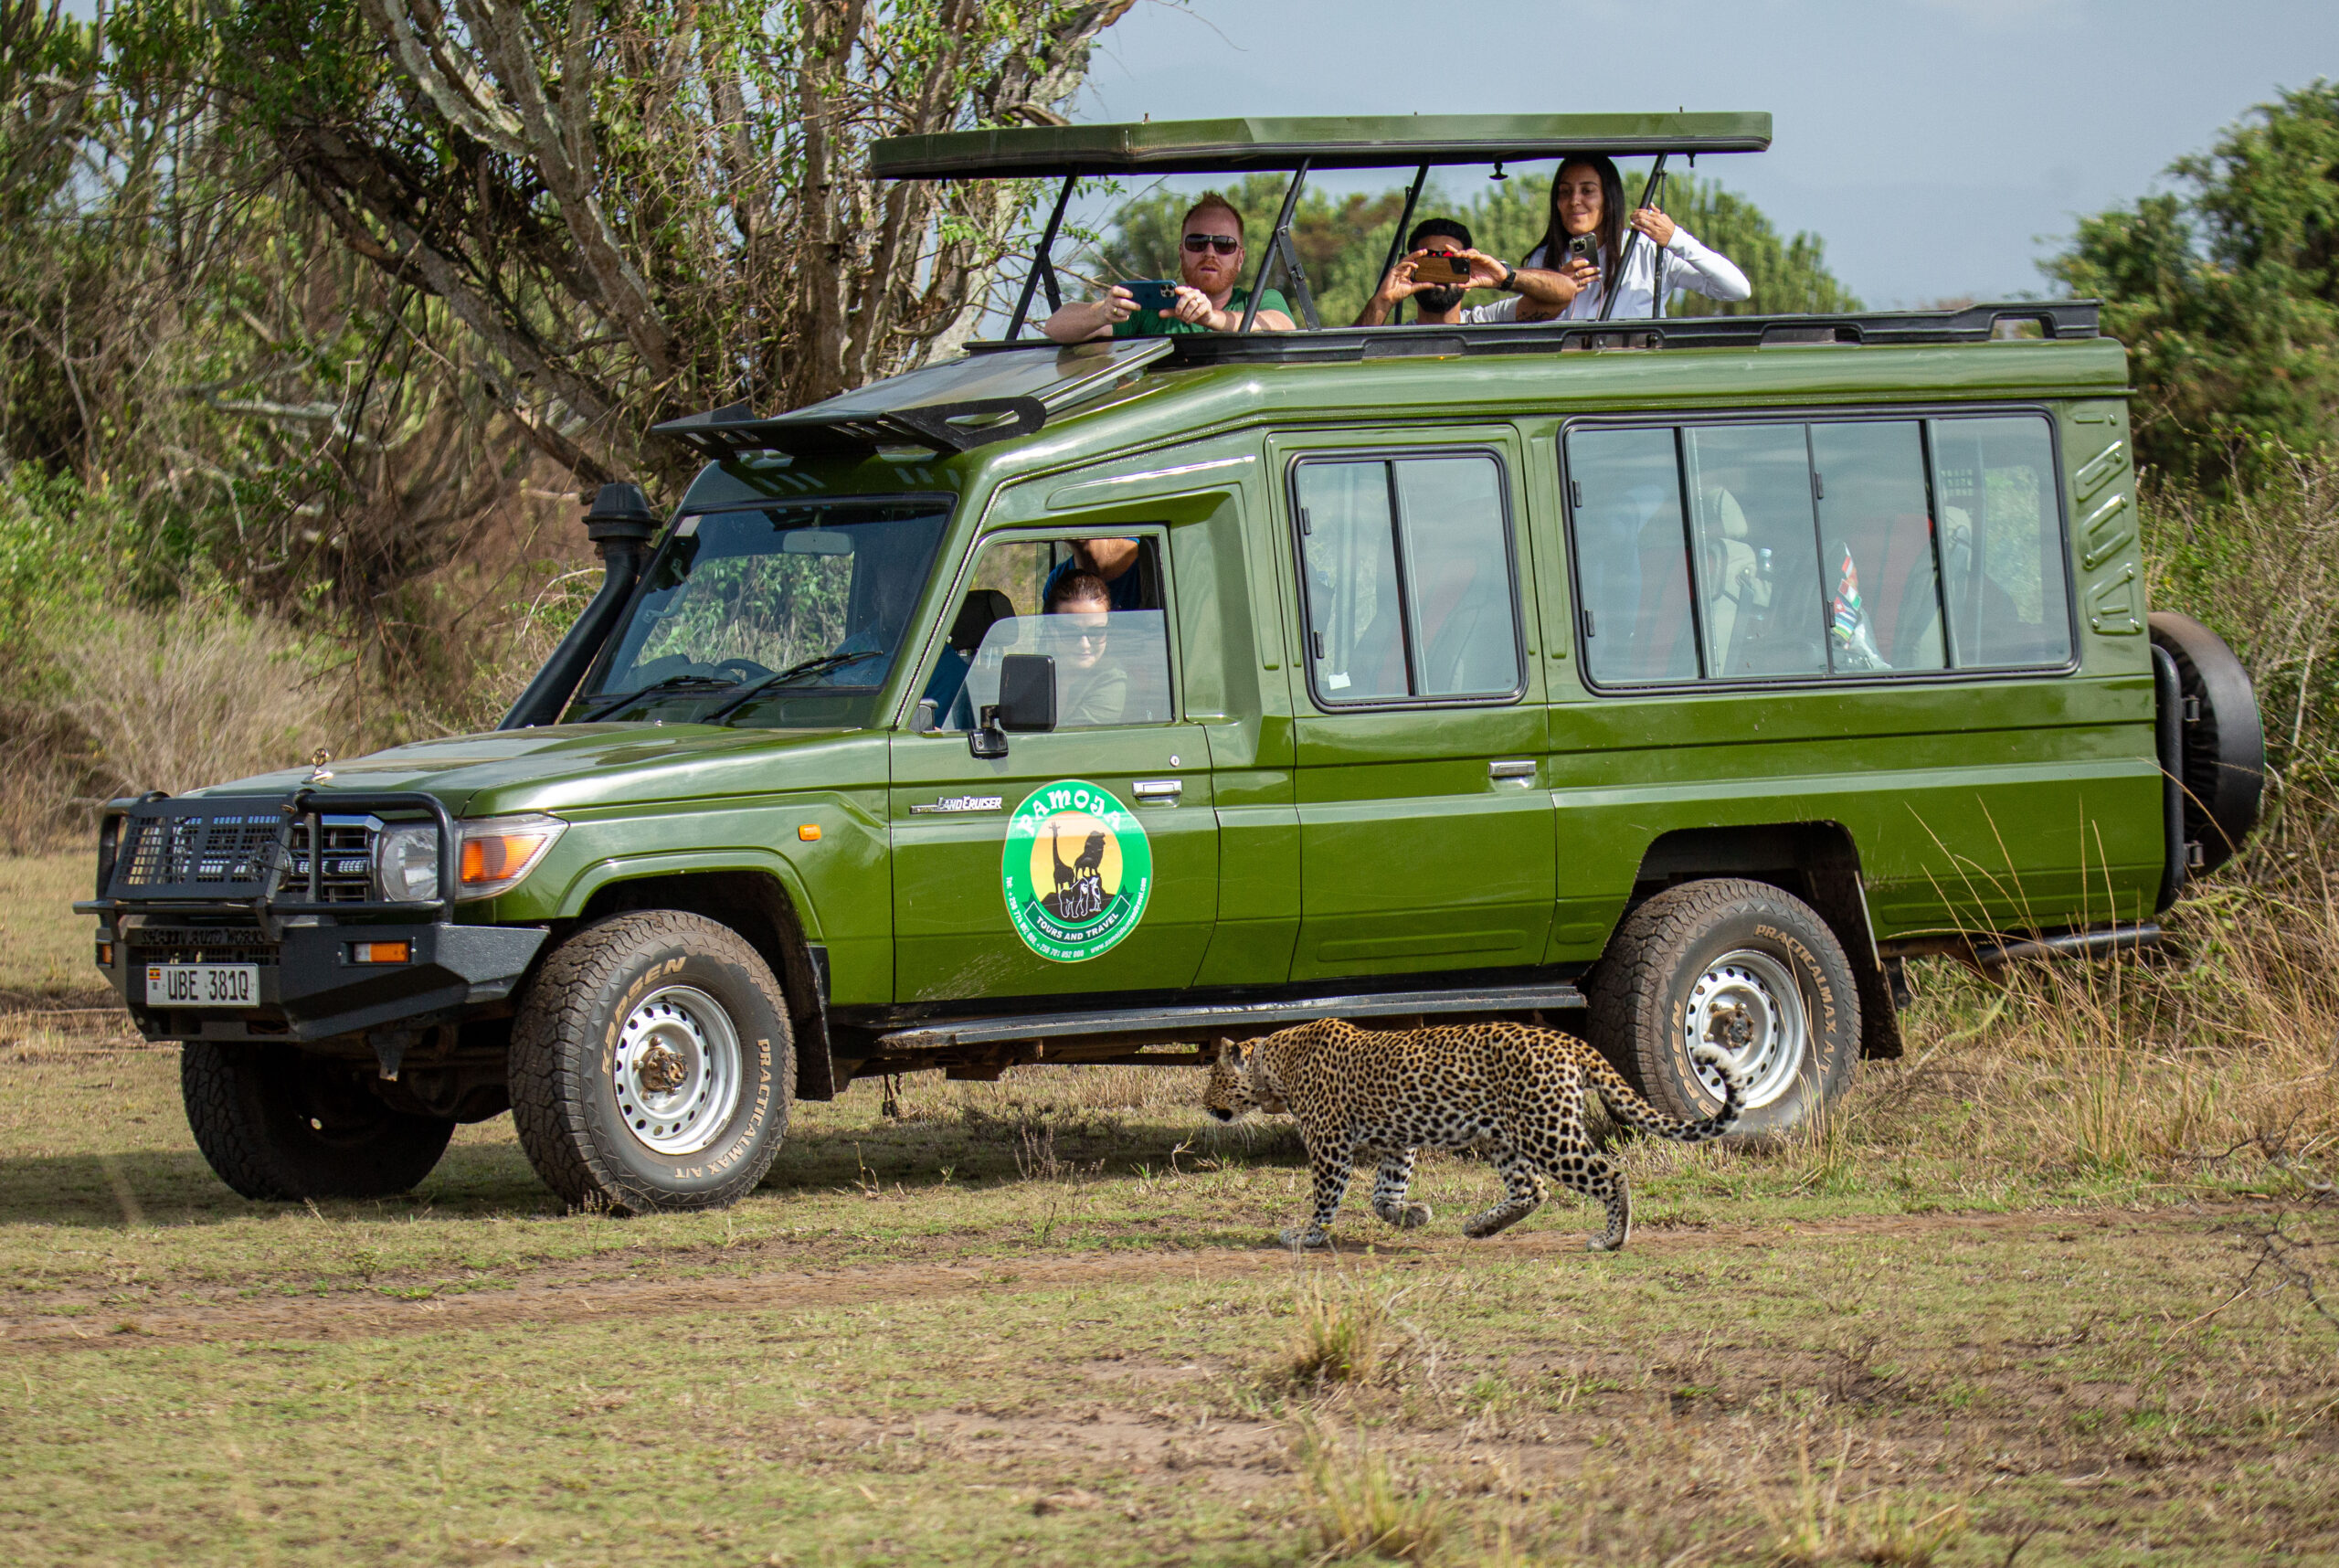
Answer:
[{"left": 1203, "top": 1018, "right": 1747, "bottom": 1252}]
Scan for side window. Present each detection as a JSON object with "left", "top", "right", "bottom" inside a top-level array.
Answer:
[
  {"left": 1682, "top": 424, "right": 1827, "bottom": 679},
  {"left": 1565, "top": 427, "right": 1697, "bottom": 684},
  {"left": 1567, "top": 410, "right": 2072, "bottom": 688},
  {"left": 1810, "top": 420, "right": 1948, "bottom": 673},
  {"left": 1930, "top": 417, "right": 2074, "bottom": 668},
  {"left": 928, "top": 535, "right": 1172, "bottom": 729},
  {"left": 1295, "top": 453, "right": 1522, "bottom": 705}
]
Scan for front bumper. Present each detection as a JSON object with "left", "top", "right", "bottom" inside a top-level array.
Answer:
[
  {"left": 101, "top": 918, "right": 549, "bottom": 1044},
  {"left": 80, "top": 788, "right": 547, "bottom": 1045}
]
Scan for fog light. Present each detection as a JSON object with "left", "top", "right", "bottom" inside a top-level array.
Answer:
[
  {"left": 351, "top": 940, "right": 411, "bottom": 964},
  {"left": 799, "top": 823, "right": 821, "bottom": 842}
]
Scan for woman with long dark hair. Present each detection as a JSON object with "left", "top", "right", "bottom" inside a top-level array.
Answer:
[{"left": 1467, "top": 154, "right": 1751, "bottom": 323}]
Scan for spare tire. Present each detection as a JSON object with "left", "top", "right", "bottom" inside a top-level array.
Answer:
[{"left": 2149, "top": 611, "right": 2265, "bottom": 874}]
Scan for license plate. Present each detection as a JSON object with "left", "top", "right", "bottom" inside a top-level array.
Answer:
[{"left": 145, "top": 963, "right": 259, "bottom": 1007}]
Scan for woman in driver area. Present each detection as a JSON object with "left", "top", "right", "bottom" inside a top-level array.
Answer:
[{"left": 1470, "top": 154, "right": 1751, "bottom": 323}]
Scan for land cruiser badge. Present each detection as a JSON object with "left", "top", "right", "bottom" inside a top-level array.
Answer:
[{"left": 1001, "top": 779, "right": 1153, "bottom": 962}]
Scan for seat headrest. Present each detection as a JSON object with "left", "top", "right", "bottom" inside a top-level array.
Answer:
[
  {"left": 949, "top": 588, "right": 1016, "bottom": 652},
  {"left": 1712, "top": 488, "right": 1750, "bottom": 540}
]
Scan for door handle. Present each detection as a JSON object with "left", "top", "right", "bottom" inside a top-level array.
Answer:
[
  {"left": 1488, "top": 759, "right": 1538, "bottom": 780},
  {"left": 1133, "top": 779, "right": 1183, "bottom": 803}
]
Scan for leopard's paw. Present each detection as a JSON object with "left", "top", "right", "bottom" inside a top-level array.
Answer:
[
  {"left": 1278, "top": 1225, "right": 1333, "bottom": 1250},
  {"left": 1385, "top": 1202, "right": 1432, "bottom": 1230},
  {"left": 1585, "top": 1234, "right": 1624, "bottom": 1254}
]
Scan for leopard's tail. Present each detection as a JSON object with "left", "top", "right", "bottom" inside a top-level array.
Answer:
[{"left": 1585, "top": 1045, "right": 1748, "bottom": 1143}]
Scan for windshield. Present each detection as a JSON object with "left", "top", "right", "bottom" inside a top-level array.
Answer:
[{"left": 573, "top": 497, "right": 950, "bottom": 728}]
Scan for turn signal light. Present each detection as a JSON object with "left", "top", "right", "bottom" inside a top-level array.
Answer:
[
  {"left": 95, "top": 941, "right": 113, "bottom": 967},
  {"left": 453, "top": 814, "right": 566, "bottom": 900},
  {"left": 351, "top": 940, "right": 411, "bottom": 965},
  {"left": 799, "top": 823, "right": 821, "bottom": 842}
]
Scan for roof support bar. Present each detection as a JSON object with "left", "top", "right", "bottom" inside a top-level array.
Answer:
[
  {"left": 1599, "top": 154, "right": 1669, "bottom": 323},
  {"left": 1243, "top": 158, "right": 1316, "bottom": 332},
  {"left": 1374, "top": 164, "right": 1432, "bottom": 323},
  {"left": 1006, "top": 175, "right": 1076, "bottom": 342}
]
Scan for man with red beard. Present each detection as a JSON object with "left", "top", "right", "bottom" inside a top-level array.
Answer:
[{"left": 1045, "top": 192, "right": 1297, "bottom": 339}]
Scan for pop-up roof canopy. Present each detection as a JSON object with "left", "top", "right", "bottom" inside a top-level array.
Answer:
[
  {"left": 872, "top": 111, "right": 1773, "bottom": 340},
  {"left": 655, "top": 111, "right": 2101, "bottom": 467},
  {"left": 870, "top": 111, "right": 1771, "bottom": 179}
]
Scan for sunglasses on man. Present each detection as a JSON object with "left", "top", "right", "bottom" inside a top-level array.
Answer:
[{"left": 1182, "top": 233, "right": 1241, "bottom": 255}]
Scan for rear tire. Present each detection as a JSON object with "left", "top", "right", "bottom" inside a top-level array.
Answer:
[
  {"left": 181, "top": 1042, "right": 455, "bottom": 1200},
  {"left": 2148, "top": 611, "right": 2264, "bottom": 874},
  {"left": 1587, "top": 878, "right": 1859, "bottom": 1137},
  {"left": 509, "top": 911, "right": 791, "bottom": 1214}
]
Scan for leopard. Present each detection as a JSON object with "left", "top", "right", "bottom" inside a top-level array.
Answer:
[{"left": 1201, "top": 1017, "right": 1748, "bottom": 1253}]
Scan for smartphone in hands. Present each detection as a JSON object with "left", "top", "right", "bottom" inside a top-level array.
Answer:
[
  {"left": 1412, "top": 253, "right": 1472, "bottom": 284},
  {"left": 1121, "top": 279, "right": 1180, "bottom": 312},
  {"left": 1564, "top": 232, "right": 1599, "bottom": 264}
]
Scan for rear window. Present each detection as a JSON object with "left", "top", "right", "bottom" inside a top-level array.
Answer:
[{"left": 1563, "top": 412, "right": 2071, "bottom": 687}]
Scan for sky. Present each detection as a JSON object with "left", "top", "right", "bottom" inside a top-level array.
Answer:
[{"left": 1066, "top": 0, "right": 2339, "bottom": 309}]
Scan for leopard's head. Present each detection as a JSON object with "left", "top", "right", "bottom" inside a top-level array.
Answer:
[{"left": 1203, "top": 1037, "right": 1287, "bottom": 1121}]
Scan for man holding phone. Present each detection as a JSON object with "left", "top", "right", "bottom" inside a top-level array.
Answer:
[
  {"left": 1044, "top": 194, "right": 1297, "bottom": 340},
  {"left": 1355, "top": 217, "right": 1582, "bottom": 327}
]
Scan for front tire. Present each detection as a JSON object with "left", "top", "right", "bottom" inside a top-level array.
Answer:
[
  {"left": 1587, "top": 878, "right": 1859, "bottom": 1137},
  {"left": 181, "top": 1042, "right": 455, "bottom": 1200},
  {"left": 509, "top": 911, "right": 792, "bottom": 1213}
]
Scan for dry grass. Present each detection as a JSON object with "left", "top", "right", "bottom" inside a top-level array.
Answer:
[
  {"left": 39, "top": 599, "right": 343, "bottom": 797},
  {"left": 0, "top": 849, "right": 93, "bottom": 999}
]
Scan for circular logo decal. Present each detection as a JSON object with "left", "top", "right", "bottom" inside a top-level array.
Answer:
[{"left": 1001, "top": 779, "right": 1154, "bottom": 962}]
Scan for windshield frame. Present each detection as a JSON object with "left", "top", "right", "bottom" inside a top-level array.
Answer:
[{"left": 570, "top": 490, "right": 956, "bottom": 729}]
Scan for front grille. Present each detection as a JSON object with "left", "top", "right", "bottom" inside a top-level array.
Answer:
[
  {"left": 110, "top": 802, "right": 379, "bottom": 903},
  {"left": 117, "top": 811, "right": 283, "bottom": 892}
]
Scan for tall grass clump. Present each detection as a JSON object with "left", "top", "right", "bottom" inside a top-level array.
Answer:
[
  {"left": 1285, "top": 1270, "right": 1396, "bottom": 1389},
  {"left": 1297, "top": 1421, "right": 1446, "bottom": 1563}
]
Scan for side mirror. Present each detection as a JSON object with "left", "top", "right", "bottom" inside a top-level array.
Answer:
[{"left": 969, "top": 653, "right": 1056, "bottom": 758}]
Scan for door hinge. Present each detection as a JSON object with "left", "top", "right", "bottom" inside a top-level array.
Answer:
[
  {"left": 1582, "top": 609, "right": 1596, "bottom": 638},
  {"left": 1311, "top": 630, "right": 1325, "bottom": 661},
  {"left": 1811, "top": 471, "right": 1826, "bottom": 502},
  {"left": 1568, "top": 479, "right": 1582, "bottom": 509}
]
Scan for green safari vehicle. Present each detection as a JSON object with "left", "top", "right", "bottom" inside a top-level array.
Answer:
[{"left": 79, "top": 115, "right": 2266, "bottom": 1212}]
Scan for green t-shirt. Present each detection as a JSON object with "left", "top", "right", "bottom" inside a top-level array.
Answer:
[{"left": 1112, "top": 286, "right": 1293, "bottom": 336}]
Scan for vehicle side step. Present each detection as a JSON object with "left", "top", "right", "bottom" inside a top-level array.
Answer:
[{"left": 875, "top": 981, "right": 1587, "bottom": 1053}]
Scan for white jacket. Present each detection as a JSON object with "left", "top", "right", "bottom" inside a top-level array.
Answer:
[{"left": 1464, "top": 225, "right": 1752, "bottom": 323}]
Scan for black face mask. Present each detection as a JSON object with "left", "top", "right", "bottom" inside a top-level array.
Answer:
[{"left": 1415, "top": 283, "right": 1467, "bottom": 313}]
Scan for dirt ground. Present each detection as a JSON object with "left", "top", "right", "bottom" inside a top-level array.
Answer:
[{"left": 4, "top": 983, "right": 2336, "bottom": 1568}]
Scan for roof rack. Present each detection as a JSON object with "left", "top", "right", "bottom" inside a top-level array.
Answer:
[
  {"left": 653, "top": 303, "right": 2101, "bottom": 465},
  {"left": 869, "top": 112, "right": 1773, "bottom": 345},
  {"left": 1085, "top": 300, "right": 2104, "bottom": 366}
]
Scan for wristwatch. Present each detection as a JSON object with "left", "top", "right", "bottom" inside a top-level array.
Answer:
[{"left": 1498, "top": 263, "right": 1519, "bottom": 292}]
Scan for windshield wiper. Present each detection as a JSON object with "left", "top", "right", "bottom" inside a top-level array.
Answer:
[
  {"left": 700, "top": 649, "right": 884, "bottom": 722},
  {"left": 573, "top": 673, "right": 740, "bottom": 724}
]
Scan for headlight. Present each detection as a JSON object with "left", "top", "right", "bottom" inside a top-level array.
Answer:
[
  {"left": 453, "top": 813, "right": 567, "bottom": 901},
  {"left": 370, "top": 813, "right": 566, "bottom": 904},
  {"left": 374, "top": 822, "right": 441, "bottom": 903}
]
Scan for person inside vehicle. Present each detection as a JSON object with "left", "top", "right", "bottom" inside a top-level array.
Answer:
[
  {"left": 1044, "top": 194, "right": 1297, "bottom": 339},
  {"left": 1475, "top": 155, "right": 1751, "bottom": 323},
  {"left": 1355, "top": 217, "right": 1582, "bottom": 325},
  {"left": 1044, "top": 570, "right": 1128, "bottom": 727},
  {"left": 1042, "top": 537, "right": 1145, "bottom": 612}
]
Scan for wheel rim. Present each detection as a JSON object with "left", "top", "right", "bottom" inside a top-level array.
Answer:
[
  {"left": 612, "top": 985, "right": 744, "bottom": 1156},
  {"left": 1681, "top": 948, "right": 1808, "bottom": 1110}
]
